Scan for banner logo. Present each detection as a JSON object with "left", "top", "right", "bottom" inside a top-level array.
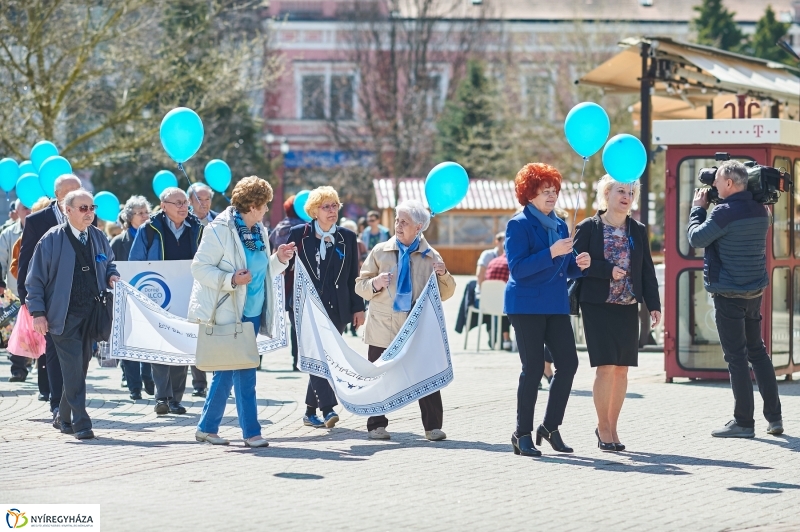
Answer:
[
  {"left": 6, "top": 509, "right": 28, "bottom": 528},
  {"left": 129, "top": 271, "right": 172, "bottom": 310}
]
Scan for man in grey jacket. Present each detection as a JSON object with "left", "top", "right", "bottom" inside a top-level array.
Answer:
[
  {"left": 687, "top": 160, "right": 782, "bottom": 439},
  {"left": 27, "top": 190, "right": 120, "bottom": 440}
]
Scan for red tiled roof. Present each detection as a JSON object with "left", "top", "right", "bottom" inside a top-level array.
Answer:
[{"left": 373, "top": 178, "right": 586, "bottom": 211}]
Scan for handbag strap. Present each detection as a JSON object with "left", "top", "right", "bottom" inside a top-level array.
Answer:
[{"left": 206, "top": 275, "right": 243, "bottom": 332}]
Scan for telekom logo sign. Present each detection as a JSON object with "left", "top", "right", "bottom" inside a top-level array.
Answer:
[{"left": 754, "top": 124, "right": 764, "bottom": 138}]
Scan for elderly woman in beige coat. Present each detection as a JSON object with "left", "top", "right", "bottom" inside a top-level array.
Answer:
[{"left": 355, "top": 199, "right": 456, "bottom": 441}]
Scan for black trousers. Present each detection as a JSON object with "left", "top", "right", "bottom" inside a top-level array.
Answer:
[
  {"left": 509, "top": 314, "right": 579, "bottom": 435},
  {"left": 44, "top": 333, "right": 61, "bottom": 412},
  {"left": 151, "top": 364, "right": 187, "bottom": 404},
  {"left": 713, "top": 295, "right": 782, "bottom": 427},
  {"left": 305, "top": 319, "right": 344, "bottom": 411},
  {"left": 50, "top": 313, "right": 94, "bottom": 432},
  {"left": 36, "top": 356, "right": 50, "bottom": 396},
  {"left": 190, "top": 366, "right": 207, "bottom": 391},
  {"left": 288, "top": 308, "right": 298, "bottom": 369},
  {"left": 366, "top": 345, "right": 444, "bottom": 432},
  {"left": 9, "top": 354, "right": 29, "bottom": 378}
]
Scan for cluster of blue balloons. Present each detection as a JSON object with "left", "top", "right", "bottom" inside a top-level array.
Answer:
[
  {"left": 0, "top": 140, "right": 76, "bottom": 209},
  {"left": 563, "top": 102, "right": 647, "bottom": 184}
]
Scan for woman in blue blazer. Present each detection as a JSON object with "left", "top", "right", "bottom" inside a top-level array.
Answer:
[{"left": 505, "top": 163, "right": 591, "bottom": 457}]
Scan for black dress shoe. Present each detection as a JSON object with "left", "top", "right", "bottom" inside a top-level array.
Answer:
[
  {"left": 536, "top": 424, "right": 573, "bottom": 453},
  {"left": 154, "top": 401, "right": 170, "bottom": 415},
  {"left": 169, "top": 402, "right": 186, "bottom": 415},
  {"left": 74, "top": 429, "right": 95, "bottom": 440},
  {"left": 38, "top": 393, "right": 49, "bottom": 402},
  {"left": 143, "top": 381, "right": 155, "bottom": 396},
  {"left": 129, "top": 390, "right": 142, "bottom": 400},
  {"left": 61, "top": 423, "right": 74, "bottom": 435},
  {"left": 8, "top": 375, "right": 26, "bottom": 383},
  {"left": 52, "top": 409, "right": 62, "bottom": 431},
  {"left": 192, "top": 389, "right": 207, "bottom": 398},
  {"left": 511, "top": 432, "right": 542, "bottom": 457}
]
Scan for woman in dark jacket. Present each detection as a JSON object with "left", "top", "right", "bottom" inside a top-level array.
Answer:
[
  {"left": 505, "top": 163, "right": 591, "bottom": 457},
  {"left": 109, "top": 195, "right": 151, "bottom": 262},
  {"left": 573, "top": 175, "right": 661, "bottom": 452},
  {"left": 287, "top": 186, "right": 365, "bottom": 429}
]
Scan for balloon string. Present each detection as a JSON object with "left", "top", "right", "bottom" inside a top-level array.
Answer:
[
  {"left": 177, "top": 162, "right": 230, "bottom": 204},
  {"left": 571, "top": 156, "right": 588, "bottom": 238}
]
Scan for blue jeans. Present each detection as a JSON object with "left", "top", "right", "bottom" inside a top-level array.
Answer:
[
  {"left": 197, "top": 316, "right": 261, "bottom": 439},
  {"left": 121, "top": 360, "right": 153, "bottom": 392}
]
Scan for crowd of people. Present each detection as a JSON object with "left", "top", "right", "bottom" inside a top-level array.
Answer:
[{"left": 1, "top": 159, "right": 784, "bottom": 452}]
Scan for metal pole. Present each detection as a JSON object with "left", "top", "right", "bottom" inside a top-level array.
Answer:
[{"left": 639, "top": 42, "right": 652, "bottom": 235}]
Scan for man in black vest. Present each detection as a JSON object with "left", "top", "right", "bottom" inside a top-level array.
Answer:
[
  {"left": 129, "top": 187, "right": 203, "bottom": 414},
  {"left": 17, "top": 175, "right": 86, "bottom": 427}
]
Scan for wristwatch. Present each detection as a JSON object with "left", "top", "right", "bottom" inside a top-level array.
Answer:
[
  {"left": 231, "top": 277, "right": 237, "bottom": 289},
  {"left": 372, "top": 279, "right": 379, "bottom": 293}
]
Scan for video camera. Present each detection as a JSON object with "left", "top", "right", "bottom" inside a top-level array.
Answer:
[{"left": 698, "top": 152, "right": 792, "bottom": 205}]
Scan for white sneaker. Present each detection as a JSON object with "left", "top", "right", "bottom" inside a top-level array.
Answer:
[
  {"left": 368, "top": 427, "right": 391, "bottom": 440},
  {"left": 425, "top": 429, "right": 447, "bottom": 441}
]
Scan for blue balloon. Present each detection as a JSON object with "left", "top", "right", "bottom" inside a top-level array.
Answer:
[
  {"left": 16, "top": 173, "right": 46, "bottom": 209},
  {"left": 19, "top": 160, "right": 36, "bottom": 176},
  {"left": 0, "top": 158, "right": 20, "bottom": 192},
  {"left": 160, "top": 107, "right": 204, "bottom": 163},
  {"left": 602, "top": 134, "right": 648, "bottom": 184},
  {"left": 424, "top": 162, "right": 469, "bottom": 214},
  {"left": 564, "top": 102, "right": 610, "bottom": 158},
  {"left": 94, "top": 191, "right": 121, "bottom": 223},
  {"left": 30, "top": 141, "right": 59, "bottom": 171},
  {"left": 204, "top": 159, "right": 232, "bottom": 193},
  {"left": 38, "top": 155, "right": 72, "bottom": 198},
  {"left": 153, "top": 170, "right": 179, "bottom": 198},
  {"left": 294, "top": 190, "right": 312, "bottom": 222}
]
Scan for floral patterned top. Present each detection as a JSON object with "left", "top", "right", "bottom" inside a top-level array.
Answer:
[{"left": 603, "top": 223, "right": 636, "bottom": 305}]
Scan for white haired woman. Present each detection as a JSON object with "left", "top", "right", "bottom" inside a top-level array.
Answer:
[
  {"left": 573, "top": 175, "right": 661, "bottom": 452},
  {"left": 355, "top": 200, "right": 456, "bottom": 441}
]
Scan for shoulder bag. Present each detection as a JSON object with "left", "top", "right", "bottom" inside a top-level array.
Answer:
[
  {"left": 73, "top": 239, "right": 113, "bottom": 342},
  {"left": 195, "top": 278, "right": 259, "bottom": 371}
]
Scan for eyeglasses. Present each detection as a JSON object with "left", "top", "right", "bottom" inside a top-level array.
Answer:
[
  {"left": 538, "top": 190, "right": 559, "bottom": 198},
  {"left": 76, "top": 205, "right": 97, "bottom": 213},
  {"left": 164, "top": 200, "right": 189, "bottom": 208},
  {"left": 368, "top": 218, "right": 378, "bottom": 222},
  {"left": 319, "top": 203, "right": 341, "bottom": 212}
]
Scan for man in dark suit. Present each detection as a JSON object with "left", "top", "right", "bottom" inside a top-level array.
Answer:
[
  {"left": 186, "top": 182, "right": 217, "bottom": 396},
  {"left": 17, "top": 174, "right": 85, "bottom": 426}
]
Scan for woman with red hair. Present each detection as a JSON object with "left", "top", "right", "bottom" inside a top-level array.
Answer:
[{"left": 505, "top": 163, "right": 591, "bottom": 457}]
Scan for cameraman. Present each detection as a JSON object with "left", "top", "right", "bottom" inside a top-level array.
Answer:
[{"left": 687, "top": 160, "right": 782, "bottom": 438}]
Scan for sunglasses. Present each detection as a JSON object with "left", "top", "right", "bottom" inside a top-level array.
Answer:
[{"left": 76, "top": 205, "right": 97, "bottom": 213}]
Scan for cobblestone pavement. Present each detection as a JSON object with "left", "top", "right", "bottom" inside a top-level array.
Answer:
[{"left": 1, "top": 276, "right": 799, "bottom": 531}]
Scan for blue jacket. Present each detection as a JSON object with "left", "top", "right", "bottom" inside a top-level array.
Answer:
[
  {"left": 687, "top": 190, "right": 769, "bottom": 295},
  {"left": 504, "top": 208, "right": 584, "bottom": 315},
  {"left": 128, "top": 211, "right": 203, "bottom": 261}
]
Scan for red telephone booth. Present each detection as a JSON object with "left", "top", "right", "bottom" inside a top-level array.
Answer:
[{"left": 654, "top": 118, "right": 800, "bottom": 382}]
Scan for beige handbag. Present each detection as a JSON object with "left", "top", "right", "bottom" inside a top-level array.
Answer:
[{"left": 195, "top": 280, "right": 259, "bottom": 371}]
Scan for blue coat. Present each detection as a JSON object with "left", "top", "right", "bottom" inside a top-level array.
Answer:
[{"left": 503, "top": 208, "right": 584, "bottom": 315}]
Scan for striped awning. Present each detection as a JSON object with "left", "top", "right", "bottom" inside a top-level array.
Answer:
[{"left": 373, "top": 179, "right": 586, "bottom": 211}]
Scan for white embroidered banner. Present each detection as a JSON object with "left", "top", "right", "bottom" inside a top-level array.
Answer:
[
  {"left": 295, "top": 260, "right": 453, "bottom": 416},
  {"left": 110, "top": 275, "right": 287, "bottom": 366}
]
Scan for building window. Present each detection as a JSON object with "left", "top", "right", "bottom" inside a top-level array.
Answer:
[
  {"left": 525, "top": 72, "right": 554, "bottom": 120},
  {"left": 330, "top": 75, "right": 354, "bottom": 120},
  {"left": 301, "top": 75, "right": 325, "bottom": 119},
  {"left": 424, "top": 74, "right": 443, "bottom": 118}
]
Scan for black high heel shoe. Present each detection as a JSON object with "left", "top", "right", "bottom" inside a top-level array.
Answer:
[
  {"left": 511, "top": 432, "right": 541, "bottom": 457},
  {"left": 536, "top": 424, "right": 573, "bottom": 453},
  {"left": 614, "top": 442, "right": 626, "bottom": 451},
  {"left": 595, "top": 428, "right": 617, "bottom": 452}
]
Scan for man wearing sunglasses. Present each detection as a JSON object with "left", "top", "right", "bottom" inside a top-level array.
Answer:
[
  {"left": 26, "top": 189, "right": 120, "bottom": 440},
  {"left": 17, "top": 174, "right": 93, "bottom": 430},
  {"left": 129, "top": 187, "right": 204, "bottom": 416}
]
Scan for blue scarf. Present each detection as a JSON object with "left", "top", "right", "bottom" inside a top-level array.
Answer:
[
  {"left": 232, "top": 208, "right": 266, "bottom": 252},
  {"left": 393, "top": 236, "right": 420, "bottom": 312},
  {"left": 314, "top": 221, "right": 337, "bottom": 260},
  {"left": 527, "top": 204, "right": 560, "bottom": 246}
]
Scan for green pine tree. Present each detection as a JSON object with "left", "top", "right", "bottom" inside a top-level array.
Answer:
[
  {"left": 435, "top": 60, "right": 501, "bottom": 178},
  {"left": 692, "top": 0, "right": 745, "bottom": 51},
  {"left": 746, "top": 5, "right": 791, "bottom": 63}
]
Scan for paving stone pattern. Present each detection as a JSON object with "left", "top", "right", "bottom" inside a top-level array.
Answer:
[{"left": 1, "top": 276, "right": 798, "bottom": 531}]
